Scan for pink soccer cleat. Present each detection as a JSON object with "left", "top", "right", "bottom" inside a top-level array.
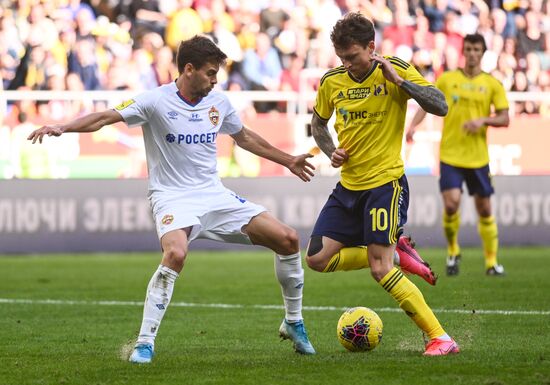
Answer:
[
  {"left": 396, "top": 235, "right": 437, "bottom": 286},
  {"left": 423, "top": 337, "right": 460, "bottom": 356}
]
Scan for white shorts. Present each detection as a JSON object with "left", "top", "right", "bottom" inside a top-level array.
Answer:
[{"left": 149, "top": 185, "right": 266, "bottom": 245}]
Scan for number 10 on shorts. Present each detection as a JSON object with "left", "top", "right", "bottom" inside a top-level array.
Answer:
[{"left": 369, "top": 208, "right": 388, "bottom": 231}]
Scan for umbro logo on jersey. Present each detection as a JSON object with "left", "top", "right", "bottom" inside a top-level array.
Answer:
[
  {"left": 231, "top": 193, "right": 246, "bottom": 203},
  {"left": 167, "top": 111, "right": 179, "bottom": 120},
  {"left": 337, "top": 91, "right": 345, "bottom": 99}
]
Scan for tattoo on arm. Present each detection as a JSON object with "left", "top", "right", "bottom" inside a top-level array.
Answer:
[
  {"left": 400, "top": 81, "right": 448, "bottom": 116},
  {"left": 311, "top": 114, "right": 336, "bottom": 158}
]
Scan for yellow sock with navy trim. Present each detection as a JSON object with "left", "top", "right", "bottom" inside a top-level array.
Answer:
[
  {"left": 379, "top": 268, "right": 445, "bottom": 339},
  {"left": 323, "top": 247, "right": 369, "bottom": 272},
  {"left": 443, "top": 212, "right": 460, "bottom": 256},
  {"left": 478, "top": 215, "right": 498, "bottom": 268}
]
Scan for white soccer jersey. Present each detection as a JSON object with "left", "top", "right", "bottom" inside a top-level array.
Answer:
[{"left": 115, "top": 82, "right": 243, "bottom": 193}]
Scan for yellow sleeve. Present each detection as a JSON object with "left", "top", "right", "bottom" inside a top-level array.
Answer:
[
  {"left": 435, "top": 75, "right": 443, "bottom": 89},
  {"left": 388, "top": 56, "right": 433, "bottom": 101},
  {"left": 313, "top": 78, "right": 334, "bottom": 121},
  {"left": 435, "top": 72, "right": 449, "bottom": 95},
  {"left": 404, "top": 64, "right": 433, "bottom": 87}
]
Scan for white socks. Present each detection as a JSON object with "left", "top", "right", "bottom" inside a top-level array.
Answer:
[
  {"left": 136, "top": 255, "right": 304, "bottom": 346},
  {"left": 136, "top": 265, "right": 179, "bottom": 347},
  {"left": 275, "top": 252, "right": 304, "bottom": 322}
]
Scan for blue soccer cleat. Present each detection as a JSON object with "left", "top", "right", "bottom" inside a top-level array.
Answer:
[
  {"left": 279, "top": 319, "right": 316, "bottom": 355},
  {"left": 129, "top": 343, "right": 154, "bottom": 364}
]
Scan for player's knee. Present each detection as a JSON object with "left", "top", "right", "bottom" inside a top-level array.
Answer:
[
  {"left": 278, "top": 227, "right": 300, "bottom": 255},
  {"left": 305, "top": 255, "right": 327, "bottom": 272},
  {"left": 444, "top": 201, "right": 459, "bottom": 215},
  {"left": 162, "top": 245, "right": 188, "bottom": 271},
  {"left": 305, "top": 237, "right": 328, "bottom": 272}
]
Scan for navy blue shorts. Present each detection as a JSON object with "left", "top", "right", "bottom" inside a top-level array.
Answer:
[
  {"left": 311, "top": 175, "right": 409, "bottom": 246},
  {"left": 439, "top": 161, "right": 494, "bottom": 197}
]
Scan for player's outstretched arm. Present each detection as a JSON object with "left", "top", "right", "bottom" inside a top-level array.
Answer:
[
  {"left": 231, "top": 126, "right": 315, "bottom": 182},
  {"left": 27, "top": 110, "right": 124, "bottom": 144}
]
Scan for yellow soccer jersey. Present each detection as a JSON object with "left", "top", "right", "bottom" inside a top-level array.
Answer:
[
  {"left": 436, "top": 70, "right": 509, "bottom": 168},
  {"left": 313, "top": 57, "right": 432, "bottom": 190}
]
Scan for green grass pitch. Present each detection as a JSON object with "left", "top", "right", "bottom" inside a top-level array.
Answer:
[{"left": 1, "top": 247, "right": 549, "bottom": 385}]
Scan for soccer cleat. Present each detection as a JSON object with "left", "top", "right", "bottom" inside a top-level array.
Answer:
[
  {"left": 423, "top": 337, "right": 460, "bottom": 356},
  {"left": 446, "top": 255, "right": 461, "bottom": 276},
  {"left": 279, "top": 319, "right": 316, "bottom": 355},
  {"left": 486, "top": 264, "right": 505, "bottom": 276},
  {"left": 129, "top": 343, "right": 154, "bottom": 364},
  {"left": 396, "top": 235, "right": 437, "bottom": 286}
]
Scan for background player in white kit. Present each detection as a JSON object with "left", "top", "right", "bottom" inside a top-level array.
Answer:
[{"left": 28, "top": 35, "right": 316, "bottom": 363}]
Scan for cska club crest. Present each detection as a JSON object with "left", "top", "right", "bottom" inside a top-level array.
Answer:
[
  {"left": 161, "top": 214, "right": 174, "bottom": 225},
  {"left": 208, "top": 106, "right": 220, "bottom": 126}
]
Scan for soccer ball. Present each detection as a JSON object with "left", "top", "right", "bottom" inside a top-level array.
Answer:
[{"left": 337, "top": 307, "right": 383, "bottom": 352}]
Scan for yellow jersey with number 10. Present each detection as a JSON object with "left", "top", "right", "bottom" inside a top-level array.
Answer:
[
  {"left": 436, "top": 70, "right": 509, "bottom": 168},
  {"left": 314, "top": 57, "right": 432, "bottom": 191}
]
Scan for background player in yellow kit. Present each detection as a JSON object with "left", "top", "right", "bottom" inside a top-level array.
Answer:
[
  {"left": 307, "top": 12, "right": 459, "bottom": 356},
  {"left": 407, "top": 33, "right": 510, "bottom": 277}
]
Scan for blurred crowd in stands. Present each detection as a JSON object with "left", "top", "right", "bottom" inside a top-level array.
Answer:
[{"left": 1, "top": 0, "right": 550, "bottom": 118}]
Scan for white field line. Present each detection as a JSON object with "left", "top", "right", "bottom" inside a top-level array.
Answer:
[{"left": 0, "top": 298, "right": 549, "bottom": 316}]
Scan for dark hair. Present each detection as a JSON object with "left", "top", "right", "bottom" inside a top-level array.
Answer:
[
  {"left": 176, "top": 35, "right": 227, "bottom": 73},
  {"left": 463, "top": 33, "right": 487, "bottom": 52},
  {"left": 330, "top": 12, "right": 375, "bottom": 50}
]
